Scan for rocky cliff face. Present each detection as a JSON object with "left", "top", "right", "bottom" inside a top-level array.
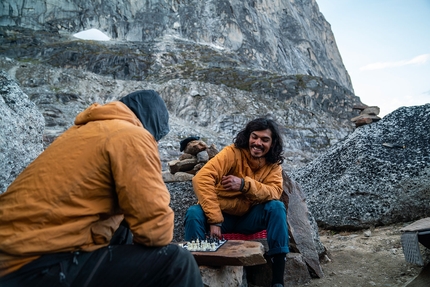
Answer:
[
  {"left": 0, "top": 55, "right": 359, "bottom": 176},
  {"left": 1, "top": 0, "right": 352, "bottom": 90},
  {"left": 0, "top": 1, "right": 362, "bottom": 189}
]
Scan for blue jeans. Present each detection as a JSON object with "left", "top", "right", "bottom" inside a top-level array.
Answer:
[{"left": 184, "top": 200, "right": 289, "bottom": 256}]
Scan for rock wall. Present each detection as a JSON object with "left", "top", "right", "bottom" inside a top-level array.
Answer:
[
  {"left": 0, "top": 57, "right": 361, "bottom": 176},
  {"left": 1, "top": 0, "right": 352, "bottom": 90}
]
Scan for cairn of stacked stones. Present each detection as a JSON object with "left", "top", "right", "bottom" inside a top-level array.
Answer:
[
  {"left": 351, "top": 105, "right": 381, "bottom": 127},
  {"left": 162, "top": 139, "right": 219, "bottom": 182}
]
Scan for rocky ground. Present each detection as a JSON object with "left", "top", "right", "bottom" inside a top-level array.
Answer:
[{"left": 302, "top": 223, "right": 428, "bottom": 287}]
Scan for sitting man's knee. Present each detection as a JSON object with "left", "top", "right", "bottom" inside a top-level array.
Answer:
[
  {"left": 186, "top": 205, "right": 204, "bottom": 218},
  {"left": 266, "top": 200, "right": 285, "bottom": 210}
]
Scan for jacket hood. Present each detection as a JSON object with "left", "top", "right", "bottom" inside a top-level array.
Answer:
[{"left": 119, "top": 90, "right": 170, "bottom": 141}]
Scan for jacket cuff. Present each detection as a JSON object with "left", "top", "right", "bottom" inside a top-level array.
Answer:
[
  {"left": 241, "top": 179, "right": 250, "bottom": 193},
  {"left": 239, "top": 178, "right": 245, "bottom": 191}
]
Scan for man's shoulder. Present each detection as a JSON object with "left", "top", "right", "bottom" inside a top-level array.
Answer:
[
  {"left": 103, "top": 120, "right": 155, "bottom": 146},
  {"left": 221, "top": 144, "right": 244, "bottom": 156}
]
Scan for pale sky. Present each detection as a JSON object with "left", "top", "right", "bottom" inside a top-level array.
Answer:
[{"left": 317, "top": 0, "right": 430, "bottom": 117}]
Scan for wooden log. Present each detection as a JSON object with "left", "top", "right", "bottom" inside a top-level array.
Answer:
[{"left": 186, "top": 240, "right": 266, "bottom": 266}]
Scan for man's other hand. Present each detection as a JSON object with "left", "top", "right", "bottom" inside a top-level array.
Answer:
[
  {"left": 221, "top": 175, "right": 242, "bottom": 191},
  {"left": 210, "top": 225, "right": 222, "bottom": 238}
]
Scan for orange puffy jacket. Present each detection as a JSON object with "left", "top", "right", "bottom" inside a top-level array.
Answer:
[
  {"left": 0, "top": 101, "right": 173, "bottom": 277},
  {"left": 192, "top": 144, "right": 283, "bottom": 224}
]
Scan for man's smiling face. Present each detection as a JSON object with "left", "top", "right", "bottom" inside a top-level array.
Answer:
[{"left": 248, "top": 129, "right": 272, "bottom": 158}]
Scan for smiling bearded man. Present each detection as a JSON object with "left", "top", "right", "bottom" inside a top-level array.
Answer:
[{"left": 184, "top": 118, "right": 289, "bottom": 287}]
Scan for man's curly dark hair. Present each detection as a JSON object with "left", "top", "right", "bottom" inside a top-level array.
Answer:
[{"left": 234, "top": 118, "right": 284, "bottom": 164}]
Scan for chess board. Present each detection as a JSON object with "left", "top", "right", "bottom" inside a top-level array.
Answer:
[{"left": 179, "top": 238, "right": 228, "bottom": 252}]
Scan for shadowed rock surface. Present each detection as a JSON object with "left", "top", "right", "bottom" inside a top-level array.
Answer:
[{"left": 281, "top": 172, "right": 324, "bottom": 278}]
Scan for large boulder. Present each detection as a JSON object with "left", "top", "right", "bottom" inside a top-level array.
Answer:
[
  {"left": 291, "top": 104, "right": 430, "bottom": 229},
  {"left": 0, "top": 70, "right": 44, "bottom": 193}
]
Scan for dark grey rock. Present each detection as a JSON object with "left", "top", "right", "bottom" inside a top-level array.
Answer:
[
  {"left": 291, "top": 104, "right": 430, "bottom": 230},
  {"left": 281, "top": 172, "right": 324, "bottom": 278},
  {"left": 167, "top": 181, "right": 197, "bottom": 242}
]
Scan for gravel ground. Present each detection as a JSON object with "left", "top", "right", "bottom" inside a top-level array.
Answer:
[{"left": 303, "top": 223, "right": 428, "bottom": 287}]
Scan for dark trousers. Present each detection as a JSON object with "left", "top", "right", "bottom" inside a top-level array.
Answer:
[
  {"left": 0, "top": 227, "right": 203, "bottom": 287},
  {"left": 184, "top": 200, "right": 290, "bottom": 256}
]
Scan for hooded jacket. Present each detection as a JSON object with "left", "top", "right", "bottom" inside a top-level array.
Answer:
[
  {"left": 0, "top": 90, "right": 173, "bottom": 277},
  {"left": 192, "top": 144, "right": 283, "bottom": 224}
]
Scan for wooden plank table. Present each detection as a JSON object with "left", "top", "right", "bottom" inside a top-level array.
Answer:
[{"left": 184, "top": 240, "right": 267, "bottom": 266}]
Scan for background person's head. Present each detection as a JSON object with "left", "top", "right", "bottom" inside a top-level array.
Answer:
[
  {"left": 234, "top": 118, "right": 284, "bottom": 164},
  {"left": 120, "top": 90, "right": 170, "bottom": 141}
]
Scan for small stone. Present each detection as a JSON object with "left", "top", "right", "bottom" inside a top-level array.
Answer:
[
  {"left": 206, "top": 144, "right": 219, "bottom": 159},
  {"left": 179, "top": 153, "right": 195, "bottom": 160},
  {"left": 168, "top": 158, "right": 198, "bottom": 174},
  {"left": 196, "top": 150, "right": 209, "bottom": 163},
  {"left": 184, "top": 140, "right": 208, "bottom": 155}
]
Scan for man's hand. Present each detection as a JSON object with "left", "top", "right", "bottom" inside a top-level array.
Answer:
[
  {"left": 210, "top": 225, "right": 222, "bottom": 238},
  {"left": 221, "top": 175, "right": 242, "bottom": 191}
]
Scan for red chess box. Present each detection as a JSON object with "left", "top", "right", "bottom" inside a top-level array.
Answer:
[{"left": 223, "top": 230, "right": 267, "bottom": 240}]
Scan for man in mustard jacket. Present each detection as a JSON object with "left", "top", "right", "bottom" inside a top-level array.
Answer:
[
  {"left": 184, "top": 118, "right": 289, "bottom": 287},
  {"left": 0, "top": 90, "right": 203, "bottom": 286}
]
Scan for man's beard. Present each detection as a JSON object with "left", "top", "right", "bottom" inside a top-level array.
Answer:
[{"left": 250, "top": 145, "right": 265, "bottom": 158}]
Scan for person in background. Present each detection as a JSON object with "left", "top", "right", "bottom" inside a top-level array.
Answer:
[
  {"left": 184, "top": 117, "right": 289, "bottom": 287},
  {"left": 0, "top": 90, "right": 203, "bottom": 287}
]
